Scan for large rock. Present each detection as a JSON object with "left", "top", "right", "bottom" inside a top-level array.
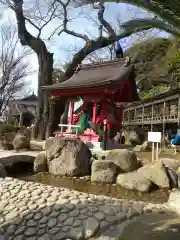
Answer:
[
  {"left": 46, "top": 137, "right": 92, "bottom": 176},
  {"left": 91, "top": 160, "right": 117, "bottom": 183},
  {"left": 122, "top": 126, "right": 146, "bottom": 146},
  {"left": 12, "top": 133, "right": 30, "bottom": 151},
  {"left": 116, "top": 171, "right": 152, "bottom": 192},
  {"left": 138, "top": 161, "right": 169, "bottom": 188},
  {"left": 167, "top": 190, "right": 180, "bottom": 216},
  {"left": 160, "top": 158, "right": 180, "bottom": 171},
  {"left": 34, "top": 151, "right": 47, "bottom": 173},
  {"left": 0, "top": 163, "right": 7, "bottom": 177},
  {"left": 106, "top": 149, "right": 139, "bottom": 173},
  {"left": 133, "top": 141, "right": 151, "bottom": 152}
]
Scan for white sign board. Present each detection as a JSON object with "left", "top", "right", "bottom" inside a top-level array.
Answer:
[{"left": 148, "top": 132, "right": 162, "bottom": 143}]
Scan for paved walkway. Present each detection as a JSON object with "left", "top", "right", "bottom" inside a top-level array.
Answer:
[{"left": 0, "top": 177, "right": 172, "bottom": 239}]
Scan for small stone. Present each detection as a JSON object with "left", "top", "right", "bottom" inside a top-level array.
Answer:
[
  {"left": 4, "top": 204, "right": 16, "bottom": 211},
  {"left": 39, "top": 217, "right": 48, "bottom": 224},
  {"left": 49, "top": 227, "right": 60, "bottom": 235},
  {"left": 15, "top": 226, "right": 26, "bottom": 235},
  {"left": 57, "top": 198, "right": 69, "bottom": 204},
  {"left": 27, "top": 220, "right": 37, "bottom": 227},
  {"left": 69, "top": 227, "right": 84, "bottom": 239},
  {"left": 58, "top": 214, "right": 67, "bottom": 222},
  {"left": 6, "top": 225, "right": 16, "bottom": 235},
  {"left": 34, "top": 213, "right": 42, "bottom": 220},
  {"left": 38, "top": 234, "right": 51, "bottom": 240},
  {"left": 53, "top": 205, "right": 62, "bottom": 211},
  {"left": 61, "top": 208, "right": 69, "bottom": 213},
  {"left": 0, "top": 201, "right": 8, "bottom": 212},
  {"left": 69, "top": 209, "right": 80, "bottom": 217},
  {"left": 26, "top": 237, "right": 37, "bottom": 240},
  {"left": 25, "top": 213, "right": 34, "bottom": 220},
  {"left": 50, "top": 211, "right": 60, "bottom": 218},
  {"left": 54, "top": 232, "right": 66, "bottom": 240},
  {"left": 73, "top": 219, "right": 81, "bottom": 227},
  {"left": 42, "top": 207, "right": 52, "bottom": 215},
  {"left": 37, "top": 228, "right": 46, "bottom": 236},
  {"left": 66, "top": 203, "right": 74, "bottom": 210},
  {"left": 78, "top": 214, "right": 87, "bottom": 220},
  {"left": 24, "top": 227, "right": 37, "bottom": 237},
  {"left": 64, "top": 217, "right": 74, "bottom": 225},
  {"left": 84, "top": 217, "right": 100, "bottom": 238},
  {"left": 95, "top": 212, "right": 105, "bottom": 221},
  {"left": 88, "top": 206, "right": 98, "bottom": 213},
  {"left": 47, "top": 218, "right": 57, "bottom": 228},
  {"left": 5, "top": 211, "right": 18, "bottom": 221},
  {"left": 14, "top": 235, "right": 24, "bottom": 240},
  {"left": 31, "top": 189, "right": 42, "bottom": 196}
]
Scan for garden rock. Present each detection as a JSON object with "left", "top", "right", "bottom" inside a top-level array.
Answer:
[
  {"left": 160, "top": 158, "right": 180, "bottom": 171},
  {"left": 46, "top": 137, "right": 92, "bottom": 176},
  {"left": 116, "top": 171, "right": 152, "bottom": 192},
  {"left": 0, "top": 163, "right": 7, "bottom": 177},
  {"left": 122, "top": 126, "right": 146, "bottom": 146},
  {"left": 106, "top": 149, "right": 139, "bottom": 173},
  {"left": 34, "top": 151, "right": 47, "bottom": 173},
  {"left": 133, "top": 141, "right": 151, "bottom": 152},
  {"left": 167, "top": 189, "right": 180, "bottom": 216},
  {"left": 138, "top": 161, "right": 169, "bottom": 188},
  {"left": 91, "top": 160, "right": 117, "bottom": 183},
  {"left": 13, "top": 133, "right": 30, "bottom": 150}
]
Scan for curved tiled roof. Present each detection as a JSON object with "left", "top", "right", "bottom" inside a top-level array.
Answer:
[{"left": 42, "top": 59, "right": 135, "bottom": 91}]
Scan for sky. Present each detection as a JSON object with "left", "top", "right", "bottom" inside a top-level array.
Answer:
[{"left": 1, "top": 1, "right": 169, "bottom": 94}]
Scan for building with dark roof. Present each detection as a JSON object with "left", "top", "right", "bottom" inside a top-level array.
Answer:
[{"left": 7, "top": 92, "right": 38, "bottom": 126}]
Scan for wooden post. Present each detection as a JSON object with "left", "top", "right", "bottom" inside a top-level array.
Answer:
[
  {"left": 134, "top": 109, "right": 136, "bottom": 124},
  {"left": 162, "top": 100, "right": 166, "bottom": 147},
  {"left": 178, "top": 94, "right": 180, "bottom": 125},
  {"left": 69, "top": 101, "right": 74, "bottom": 125},
  {"left": 103, "top": 118, "right": 108, "bottom": 150},
  {"left": 151, "top": 104, "right": 154, "bottom": 131},
  {"left": 142, "top": 105, "right": 144, "bottom": 127},
  {"left": 92, "top": 103, "right": 97, "bottom": 124},
  {"left": 19, "top": 112, "right": 23, "bottom": 126},
  {"left": 128, "top": 110, "right": 130, "bottom": 124}
]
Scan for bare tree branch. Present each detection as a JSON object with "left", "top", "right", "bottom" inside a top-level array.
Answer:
[
  {"left": 97, "top": 3, "right": 116, "bottom": 36},
  {"left": 56, "top": 0, "right": 89, "bottom": 42},
  {"left": 0, "top": 24, "right": 32, "bottom": 115}
]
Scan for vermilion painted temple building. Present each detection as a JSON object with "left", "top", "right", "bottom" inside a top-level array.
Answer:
[{"left": 42, "top": 59, "right": 139, "bottom": 146}]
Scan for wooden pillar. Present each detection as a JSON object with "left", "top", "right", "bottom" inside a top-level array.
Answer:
[
  {"left": 151, "top": 104, "right": 154, "bottom": 131},
  {"left": 19, "top": 112, "right": 23, "bottom": 126},
  {"left": 69, "top": 101, "right": 74, "bottom": 125},
  {"left": 142, "top": 105, "right": 144, "bottom": 127},
  {"left": 134, "top": 109, "right": 136, "bottom": 123},
  {"left": 92, "top": 103, "right": 97, "bottom": 124},
  {"left": 162, "top": 100, "right": 166, "bottom": 147},
  {"left": 178, "top": 94, "right": 180, "bottom": 125}
]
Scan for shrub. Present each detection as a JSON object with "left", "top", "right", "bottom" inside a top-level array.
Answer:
[{"left": 0, "top": 124, "right": 22, "bottom": 134}]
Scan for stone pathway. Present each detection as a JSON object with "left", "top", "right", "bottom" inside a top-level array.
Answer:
[{"left": 0, "top": 177, "right": 172, "bottom": 239}]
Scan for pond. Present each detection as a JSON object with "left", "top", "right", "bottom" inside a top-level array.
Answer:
[{"left": 12, "top": 172, "right": 170, "bottom": 204}]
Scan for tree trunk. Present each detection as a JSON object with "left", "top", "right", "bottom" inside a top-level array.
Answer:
[{"left": 32, "top": 47, "right": 54, "bottom": 140}]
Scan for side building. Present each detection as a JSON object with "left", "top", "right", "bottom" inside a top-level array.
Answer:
[
  {"left": 123, "top": 89, "right": 180, "bottom": 140},
  {"left": 6, "top": 92, "right": 38, "bottom": 126}
]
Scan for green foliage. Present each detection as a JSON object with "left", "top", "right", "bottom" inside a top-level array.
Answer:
[
  {"left": 126, "top": 37, "right": 180, "bottom": 99},
  {"left": 0, "top": 124, "right": 21, "bottom": 134},
  {"left": 167, "top": 40, "right": 180, "bottom": 83},
  {"left": 139, "top": 86, "right": 170, "bottom": 100}
]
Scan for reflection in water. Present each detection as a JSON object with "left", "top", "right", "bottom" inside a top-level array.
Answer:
[{"left": 15, "top": 173, "right": 169, "bottom": 204}]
